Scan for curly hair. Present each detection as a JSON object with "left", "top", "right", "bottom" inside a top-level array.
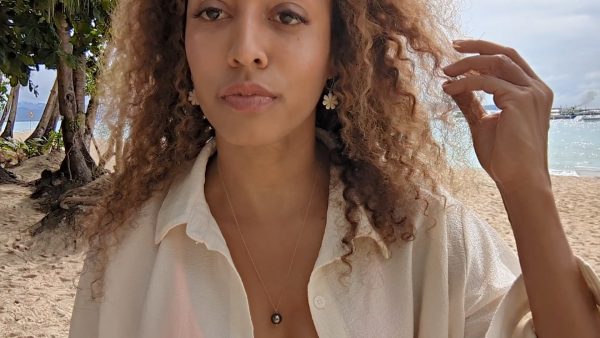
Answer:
[{"left": 83, "top": 0, "right": 474, "bottom": 300}]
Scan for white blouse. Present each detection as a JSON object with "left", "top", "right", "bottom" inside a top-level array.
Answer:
[{"left": 69, "top": 131, "right": 600, "bottom": 338}]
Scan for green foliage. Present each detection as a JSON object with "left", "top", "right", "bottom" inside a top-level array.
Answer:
[
  {"left": 0, "top": 130, "right": 64, "bottom": 166},
  {"left": 0, "top": 138, "right": 28, "bottom": 165},
  {"left": 45, "top": 130, "right": 64, "bottom": 150},
  {"left": 27, "top": 130, "right": 64, "bottom": 154},
  {"left": 0, "top": 0, "right": 114, "bottom": 93},
  {"left": 0, "top": 0, "right": 58, "bottom": 86}
]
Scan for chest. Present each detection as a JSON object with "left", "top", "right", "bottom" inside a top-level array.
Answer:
[
  {"left": 218, "top": 218, "right": 326, "bottom": 338},
  {"left": 106, "top": 214, "right": 454, "bottom": 338}
]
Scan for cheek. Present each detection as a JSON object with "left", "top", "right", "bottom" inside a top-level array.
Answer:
[
  {"left": 286, "top": 31, "right": 330, "bottom": 69},
  {"left": 185, "top": 37, "right": 202, "bottom": 83},
  {"left": 185, "top": 38, "right": 220, "bottom": 99},
  {"left": 282, "top": 36, "right": 331, "bottom": 103}
]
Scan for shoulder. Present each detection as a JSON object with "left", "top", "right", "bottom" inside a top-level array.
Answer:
[
  {"left": 411, "top": 186, "right": 516, "bottom": 270},
  {"left": 415, "top": 186, "right": 492, "bottom": 240}
]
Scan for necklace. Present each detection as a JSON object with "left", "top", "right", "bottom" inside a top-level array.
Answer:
[{"left": 216, "top": 161, "right": 320, "bottom": 326}]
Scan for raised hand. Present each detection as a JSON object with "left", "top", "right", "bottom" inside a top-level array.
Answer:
[{"left": 442, "top": 39, "right": 554, "bottom": 193}]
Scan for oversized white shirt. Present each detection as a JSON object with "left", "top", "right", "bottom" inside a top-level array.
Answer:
[{"left": 69, "top": 131, "right": 600, "bottom": 338}]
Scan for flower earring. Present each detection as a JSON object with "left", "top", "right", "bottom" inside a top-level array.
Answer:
[
  {"left": 322, "top": 77, "right": 339, "bottom": 110},
  {"left": 188, "top": 89, "right": 200, "bottom": 106}
]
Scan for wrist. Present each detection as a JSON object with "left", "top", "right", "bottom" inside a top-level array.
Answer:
[
  {"left": 495, "top": 170, "right": 552, "bottom": 198},
  {"left": 496, "top": 172, "right": 561, "bottom": 236}
]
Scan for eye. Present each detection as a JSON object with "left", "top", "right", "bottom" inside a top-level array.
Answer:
[
  {"left": 193, "top": 7, "right": 228, "bottom": 21},
  {"left": 274, "top": 10, "right": 307, "bottom": 26}
]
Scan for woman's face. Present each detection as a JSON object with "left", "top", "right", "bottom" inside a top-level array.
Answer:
[{"left": 185, "top": 0, "right": 334, "bottom": 146}]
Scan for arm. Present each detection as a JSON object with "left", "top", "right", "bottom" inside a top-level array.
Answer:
[
  {"left": 498, "top": 177, "right": 600, "bottom": 338},
  {"left": 442, "top": 38, "right": 600, "bottom": 338}
]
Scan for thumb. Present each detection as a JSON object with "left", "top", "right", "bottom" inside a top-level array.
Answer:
[{"left": 450, "top": 91, "right": 487, "bottom": 129}]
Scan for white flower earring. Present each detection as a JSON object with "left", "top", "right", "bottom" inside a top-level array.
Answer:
[
  {"left": 322, "top": 77, "right": 339, "bottom": 110},
  {"left": 188, "top": 89, "right": 200, "bottom": 106}
]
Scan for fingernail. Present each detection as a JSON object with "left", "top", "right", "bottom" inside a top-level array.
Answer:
[
  {"left": 442, "top": 80, "right": 452, "bottom": 87},
  {"left": 452, "top": 40, "right": 464, "bottom": 49}
]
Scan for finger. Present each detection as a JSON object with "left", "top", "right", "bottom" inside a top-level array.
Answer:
[
  {"left": 442, "top": 74, "right": 521, "bottom": 100},
  {"left": 449, "top": 91, "right": 487, "bottom": 127},
  {"left": 452, "top": 39, "right": 540, "bottom": 81},
  {"left": 443, "top": 55, "right": 532, "bottom": 87}
]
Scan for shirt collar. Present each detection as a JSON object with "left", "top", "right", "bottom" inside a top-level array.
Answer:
[{"left": 155, "top": 129, "right": 391, "bottom": 270}]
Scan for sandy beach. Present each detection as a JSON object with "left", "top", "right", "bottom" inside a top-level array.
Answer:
[{"left": 1, "top": 131, "right": 599, "bottom": 337}]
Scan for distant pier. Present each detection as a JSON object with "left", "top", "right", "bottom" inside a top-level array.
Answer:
[
  {"left": 451, "top": 107, "right": 600, "bottom": 121},
  {"left": 550, "top": 108, "right": 600, "bottom": 120}
]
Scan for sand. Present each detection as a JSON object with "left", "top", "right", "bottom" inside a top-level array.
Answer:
[
  {"left": 1, "top": 150, "right": 84, "bottom": 338},
  {"left": 458, "top": 171, "right": 600, "bottom": 269},
  {"left": 1, "top": 131, "right": 599, "bottom": 337}
]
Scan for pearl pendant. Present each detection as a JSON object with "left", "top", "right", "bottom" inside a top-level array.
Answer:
[{"left": 271, "top": 312, "right": 283, "bottom": 325}]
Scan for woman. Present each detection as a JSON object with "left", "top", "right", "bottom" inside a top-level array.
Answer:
[{"left": 69, "top": 0, "right": 600, "bottom": 337}]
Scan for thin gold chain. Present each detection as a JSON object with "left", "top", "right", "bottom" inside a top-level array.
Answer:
[{"left": 216, "top": 160, "right": 320, "bottom": 313}]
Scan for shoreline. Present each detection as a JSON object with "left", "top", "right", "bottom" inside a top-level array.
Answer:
[
  {"left": 0, "top": 148, "right": 599, "bottom": 337},
  {"left": 8, "top": 130, "right": 599, "bottom": 177},
  {"left": 551, "top": 169, "right": 600, "bottom": 178}
]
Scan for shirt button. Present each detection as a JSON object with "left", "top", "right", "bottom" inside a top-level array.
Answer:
[{"left": 313, "top": 295, "right": 326, "bottom": 309}]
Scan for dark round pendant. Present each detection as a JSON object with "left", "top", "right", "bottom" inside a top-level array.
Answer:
[{"left": 271, "top": 312, "right": 283, "bottom": 325}]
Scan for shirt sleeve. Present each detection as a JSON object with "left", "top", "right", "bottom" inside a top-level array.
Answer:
[
  {"left": 484, "top": 255, "right": 600, "bottom": 338},
  {"left": 68, "top": 254, "right": 100, "bottom": 338},
  {"left": 458, "top": 206, "right": 600, "bottom": 338}
]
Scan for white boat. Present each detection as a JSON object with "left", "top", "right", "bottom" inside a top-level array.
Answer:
[{"left": 580, "top": 115, "right": 600, "bottom": 122}]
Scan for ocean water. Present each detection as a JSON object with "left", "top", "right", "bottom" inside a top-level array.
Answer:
[
  {"left": 3, "top": 119, "right": 600, "bottom": 176},
  {"left": 547, "top": 119, "right": 600, "bottom": 176},
  {"left": 6, "top": 121, "right": 61, "bottom": 134},
  {"left": 445, "top": 118, "right": 600, "bottom": 177}
]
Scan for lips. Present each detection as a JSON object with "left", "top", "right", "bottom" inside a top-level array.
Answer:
[
  {"left": 219, "top": 81, "right": 278, "bottom": 113},
  {"left": 223, "top": 95, "right": 275, "bottom": 112},
  {"left": 219, "top": 81, "right": 277, "bottom": 98}
]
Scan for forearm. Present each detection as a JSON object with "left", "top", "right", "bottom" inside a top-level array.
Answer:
[{"left": 498, "top": 178, "right": 600, "bottom": 338}]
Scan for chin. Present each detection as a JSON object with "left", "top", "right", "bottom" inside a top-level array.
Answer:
[
  {"left": 208, "top": 103, "right": 315, "bottom": 148},
  {"left": 214, "top": 124, "right": 297, "bottom": 148}
]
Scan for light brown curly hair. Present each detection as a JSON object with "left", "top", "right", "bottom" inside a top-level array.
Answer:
[{"left": 83, "top": 0, "right": 474, "bottom": 300}]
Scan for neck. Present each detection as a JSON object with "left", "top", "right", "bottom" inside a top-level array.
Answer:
[{"left": 205, "top": 127, "right": 330, "bottom": 231}]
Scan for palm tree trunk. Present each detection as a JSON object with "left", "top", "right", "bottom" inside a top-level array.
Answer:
[
  {"left": 27, "top": 78, "right": 58, "bottom": 142},
  {"left": 83, "top": 95, "right": 99, "bottom": 151},
  {"left": 0, "top": 73, "right": 7, "bottom": 126},
  {"left": 1, "top": 84, "right": 21, "bottom": 139},
  {"left": 43, "top": 102, "right": 60, "bottom": 138},
  {"left": 0, "top": 105, "right": 9, "bottom": 127},
  {"left": 0, "top": 85, "right": 17, "bottom": 129},
  {"left": 0, "top": 89, "right": 11, "bottom": 127},
  {"left": 55, "top": 14, "right": 94, "bottom": 183},
  {"left": 73, "top": 54, "right": 86, "bottom": 136}
]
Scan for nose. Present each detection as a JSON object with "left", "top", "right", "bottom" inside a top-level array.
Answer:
[{"left": 227, "top": 15, "right": 268, "bottom": 69}]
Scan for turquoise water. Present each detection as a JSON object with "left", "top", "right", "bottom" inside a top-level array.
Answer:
[
  {"left": 4, "top": 119, "right": 600, "bottom": 176},
  {"left": 547, "top": 119, "right": 600, "bottom": 175},
  {"left": 446, "top": 118, "right": 600, "bottom": 177}
]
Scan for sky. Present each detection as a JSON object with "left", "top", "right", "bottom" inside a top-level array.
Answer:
[{"left": 18, "top": 0, "right": 600, "bottom": 108}]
